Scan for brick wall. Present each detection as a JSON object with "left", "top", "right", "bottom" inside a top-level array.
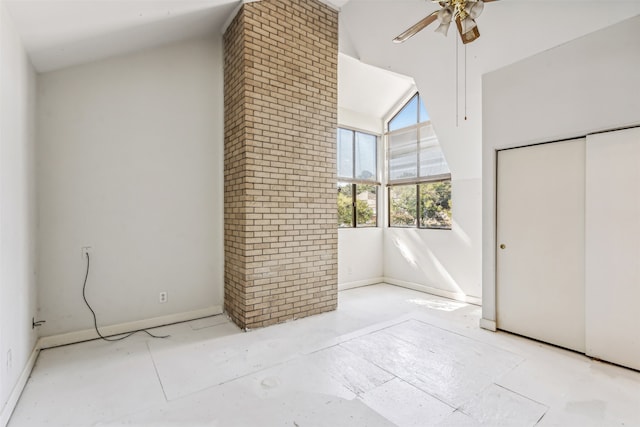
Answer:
[{"left": 223, "top": 0, "right": 338, "bottom": 329}]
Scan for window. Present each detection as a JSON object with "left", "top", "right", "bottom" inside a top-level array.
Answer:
[
  {"left": 387, "top": 93, "right": 452, "bottom": 229},
  {"left": 337, "top": 128, "right": 379, "bottom": 228},
  {"left": 389, "top": 185, "right": 417, "bottom": 226},
  {"left": 419, "top": 180, "right": 452, "bottom": 229},
  {"left": 388, "top": 181, "right": 452, "bottom": 229},
  {"left": 338, "top": 182, "right": 377, "bottom": 227}
]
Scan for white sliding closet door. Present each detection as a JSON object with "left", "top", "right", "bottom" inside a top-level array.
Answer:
[
  {"left": 586, "top": 127, "right": 640, "bottom": 370},
  {"left": 497, "top": 139, "right": 585, "bottom": 352}
]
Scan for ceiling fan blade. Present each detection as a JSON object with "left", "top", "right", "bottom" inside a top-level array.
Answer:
[
  {"left": 455, "top": 16, "right": 480, "bottom": 44},
  {"left": 393, "top": 10, "right": 439, "bottom": 44}
]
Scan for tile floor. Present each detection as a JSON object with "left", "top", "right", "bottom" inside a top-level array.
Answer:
[{"left": 9, "top": 284, "right": 640, "bottom": 426}]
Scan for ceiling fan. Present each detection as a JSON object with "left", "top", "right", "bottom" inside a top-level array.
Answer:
[{"left": 393, "top": 0, "right": 497, "bottom": 45}]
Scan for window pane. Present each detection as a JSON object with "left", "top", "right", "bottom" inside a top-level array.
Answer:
[
  {"left": 419, "top": 180, "right": 452, "bottom": 229},
  {"left": 389, "top": 185, "right": 417, "bottom": 227},
  {"left": 389, "top": 95, "right": 418, "bottom": 131},
  {"left": 355, "top": 132, "right": 377, "bottom": 181},
  {"left": 418, "top": 95, "right": 429, "bottom": 123},
  {"left": 419, "top": 124, "right": 450, "bottom": 177},
  {"left": 338, "top": 128, "right": 354, "bottom": 179},
  {"left": 337, "top": 182, "right": 353, "bottom": 227},
  {"left": 389, "top": 128, "right": 418, "bottom": 181},
  {"left": 356, "top": 184, "right": 377, "bottom": 227}
]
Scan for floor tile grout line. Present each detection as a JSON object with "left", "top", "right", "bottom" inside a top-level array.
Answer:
[
  {"left": 448, "top": 380, "right": 498, "bottom": 423},
  {"left": 493, "top": 382, "right": 551, "bottom": 410},
  {"left": 452, "top": 381, "right": 550, "bottom": 427},
  {"left": 335, "top": 322, "right": 531, "bottom": 418},
  {"left": 146, "top": 341, "right": 169, "bottom": 402},
  {"left": 409, "top": 317, "right": 528, "bottom": 360},
  {"left": 306, "top": 345, "right": 397, "bottom": 398},
  {"left": 299, "top": 316, "right": 417, "bottom": 357},
  {"left": 149, "top": 316, "right": 404, "bottom": 403},
  {"left": 395, "top": 376, "right": 458, "bottom": 412},
  {"left": 168, "top": 323, "right": 407, "bottom": 404},
  {"left": 491, "top": 354, "right": 529, "bottom": 393},
  {"left": 334, "top": 330, "right": 405, "bottom": 383},
  {"left": 334, "top": 331, "right": 460, "bottom": 411},
  {"left": 378, "top": 325, "right": 525, "bottom": 375},
  {"left": 325, "top": 312, "right": 523, "bottom": 367},
  {"left": 535, "top": 411, "right": 548, "bottom": 426},
  {"left": 162, "top": 354, "right": 303, "bottom": 402}
]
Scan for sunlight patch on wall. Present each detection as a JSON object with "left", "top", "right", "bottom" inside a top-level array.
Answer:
[{"left": 392, "top": 236, "right": 417, "bottom": 267}]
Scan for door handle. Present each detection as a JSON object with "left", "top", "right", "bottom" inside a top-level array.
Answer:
[{"left": 500, "top": 244, "right": 506, "bottom": 249}]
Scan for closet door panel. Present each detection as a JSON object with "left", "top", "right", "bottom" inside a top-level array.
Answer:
[
  {"left": 586, "top": 127, "right": 640, "bottom": 370},
  {"left": 497, "top": 138, "right": 585, "bottom": 352}
]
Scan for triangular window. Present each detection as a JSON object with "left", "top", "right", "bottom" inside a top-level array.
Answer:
[{"left": 386, "top": 93, "right": 452, "bottom": 229}]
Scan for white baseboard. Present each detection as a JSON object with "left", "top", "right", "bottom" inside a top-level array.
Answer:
[
  {"left": 480, "top": 318, "right": 497, "bottom": 332},
  {"left": 338, "top": 277, "right": 385, "bottom": 291},
  {"left": 382, "top": 277, "right": 482, "bottom": 306},
  {"left": 0, "top": 344, "right": 39, "bottom": 427},
  {"left": 38, "top": 305, "right": 223, "bottom": 349}
]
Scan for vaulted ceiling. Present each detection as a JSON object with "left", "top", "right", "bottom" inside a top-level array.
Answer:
[
  {"left": 3, "top": 0, "right": 239, "bottom": 72},
  {"left": 4, "top": 0, "right": 640, "bottom": 178}
]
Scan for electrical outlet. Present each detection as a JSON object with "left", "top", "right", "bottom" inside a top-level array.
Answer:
[
  {"left": 81, "top": 246, "right": 93, "bottom": 259},
  {"left": 159, "top": 292, "right": 168, "bottom": 303},
  {"left": 6, "top": 349, "right": 12, "bottom": 372}
]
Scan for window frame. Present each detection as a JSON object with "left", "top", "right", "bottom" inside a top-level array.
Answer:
[
  {"left": 387, "top": 93, "right": 429, "bottom": 132},
  {"left": 337, "top": 127, "right": 380, "bottom": 229},
  {"left": 338, "top": 182, "right": 379, "bottom": 228},
  {"left": 385, "top": 92, "right": 452, "bottom": 230},
  {"left": 387, "top": 178, "right": 452, "bottom": 230},
  {"left": 387, "top": 122, "right": 448, "bottom": 185},
  {"left": 337, "top": 128, "right": 379, "bottom": 183}
]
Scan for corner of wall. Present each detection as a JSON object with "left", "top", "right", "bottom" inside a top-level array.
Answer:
[{"left": 0, "top": 2, "right": 39, "bottom": 424}]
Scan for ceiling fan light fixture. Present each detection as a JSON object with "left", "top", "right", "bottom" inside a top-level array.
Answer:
[
  {"left": 437, "top": 6, "right": 454, "bottom": 23},
  {"left": 435, "top": 21, "right": 452, "bottom": 36},
  {"left": 466, "top": 1, "right": 484, "bottom": 20},
  {"left": 460, "top": 16, "right": 477, "bottom": 34},
  {"left": 435, "top": 6, "right": 453, "bottom": 36}
]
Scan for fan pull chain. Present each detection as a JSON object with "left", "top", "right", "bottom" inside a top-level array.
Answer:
[
  {"left": 465, "top": 43, "right": 468, "bottom": 121},
  {"left": 455, "top": 35, "right": 459, "bottom": 127}
]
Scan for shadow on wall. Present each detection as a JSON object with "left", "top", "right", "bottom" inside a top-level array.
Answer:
[{"left": 386, "top": 217, "right": 479, "bottom": 300}]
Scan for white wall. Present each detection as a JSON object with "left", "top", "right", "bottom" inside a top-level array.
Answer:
[
  {"left": 0, "top": 2, "right": 37, "bottom": 421},
  {"left": 36, "top": 37, "right": 224, "bottom": 336},
  {"left": 481, "top": 15, "right": 640, "bottom": 327},
  {"left": 384, "top": 177, "right": 481, "bottom": 302},
  {"left": 338, "top": 228, "right": 384, "bottom": 287}
]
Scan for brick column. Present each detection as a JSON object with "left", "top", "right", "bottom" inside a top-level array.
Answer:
[{"left": 223, "top": 0, "right": 338, "bottom": 329}]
